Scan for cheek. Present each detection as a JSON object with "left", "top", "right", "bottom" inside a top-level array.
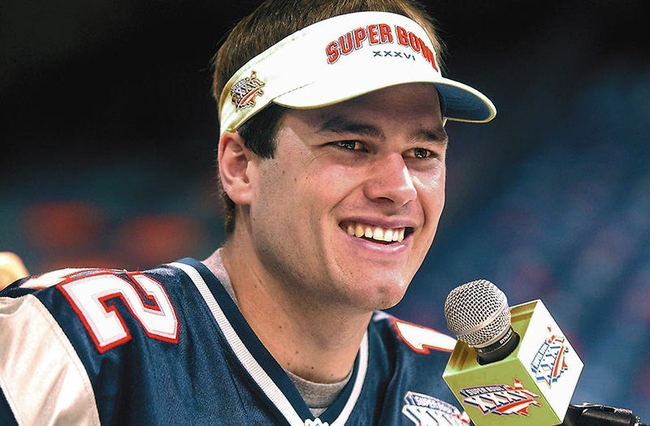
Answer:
[
  {"left": 252, "top": 163, "right": 293, "bottom": 220},
  {"left": 255, "top": 161, "right": 329, "bottom": 223},
  {"left": 301, "top": 162, "right": 357, "bottom": 201},
  {"left": 419, "top": 169, "right": 446, "bottom": 207},
  {"left": 418, "top": 176, "right": 446, "bottom": 241}
]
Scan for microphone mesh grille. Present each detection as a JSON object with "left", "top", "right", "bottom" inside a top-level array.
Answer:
[{"left": 444, "top": 279, "right": 511, "bottom": 347}]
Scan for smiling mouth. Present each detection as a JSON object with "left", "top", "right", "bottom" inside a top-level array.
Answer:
[{"left": 341, "top": 222, "right": 410, "bottom": 243}]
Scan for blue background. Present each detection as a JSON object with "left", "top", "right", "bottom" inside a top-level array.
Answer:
[{"left": 1, "top": 0, "right": 648, "bottom": 419}]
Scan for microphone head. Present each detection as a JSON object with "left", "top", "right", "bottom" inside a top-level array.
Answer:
[{"left": 444, "top": 279, "right": 511, "bottom": 348}]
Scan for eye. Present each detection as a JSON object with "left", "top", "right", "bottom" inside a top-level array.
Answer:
[
  {"left": 408, "top": 148, "right": 434, "bottom": 159},
  {"left": 333, "top": 140, "right": 366, "bottom": 151}
]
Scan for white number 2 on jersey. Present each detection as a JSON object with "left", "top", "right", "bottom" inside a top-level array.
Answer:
[{"left": 58, "top": 272, "right": 179, "bottom": 353}]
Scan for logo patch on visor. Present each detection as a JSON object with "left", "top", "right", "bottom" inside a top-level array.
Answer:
[{"left": 230, "top": 71, "right": 266, "bottom": 111}]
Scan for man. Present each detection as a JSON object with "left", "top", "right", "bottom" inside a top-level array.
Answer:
[{"left": 0, "top": 0, "right": 496, "bottom": 424}]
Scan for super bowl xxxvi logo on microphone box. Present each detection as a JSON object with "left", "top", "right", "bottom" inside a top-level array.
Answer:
[
  {"left": 458, "top": 379, "right": 541, "bottom": 416},
  {"left": 530, "top": 332, "right": 570, "bottom": 387}
]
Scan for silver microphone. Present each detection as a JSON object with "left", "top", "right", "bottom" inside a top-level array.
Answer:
[{"left": 444, "top": 279, "right": 520, "bottom": 364}]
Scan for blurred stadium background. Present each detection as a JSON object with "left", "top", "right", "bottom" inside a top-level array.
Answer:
[{"left": 2, "top": 0, "right": 649, "bottom": 418}]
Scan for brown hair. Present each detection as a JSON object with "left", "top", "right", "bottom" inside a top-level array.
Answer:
[{"left": 212, "top": 0, "right": 445, "bottom": 235}]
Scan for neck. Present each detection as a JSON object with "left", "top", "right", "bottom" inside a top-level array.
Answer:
[{"left": 218, "top": 239, "right": 371, "bottom": 383}]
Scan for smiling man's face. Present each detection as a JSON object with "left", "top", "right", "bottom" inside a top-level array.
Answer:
[{"left": 243, "top": 83, "right": 448, "bottom": 312}]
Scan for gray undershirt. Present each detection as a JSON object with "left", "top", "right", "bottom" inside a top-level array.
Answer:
[{"left": 202, "top": 249, "right": 350, "bottom": 417}]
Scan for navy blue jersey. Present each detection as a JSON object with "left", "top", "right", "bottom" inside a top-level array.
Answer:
[{"left": 0, "top": 258, "right": 469, "bottom": 425}]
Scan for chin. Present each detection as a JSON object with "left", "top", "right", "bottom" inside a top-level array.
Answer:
[{"left": 359, "top": 280, "right": 410, "bottom": 311}]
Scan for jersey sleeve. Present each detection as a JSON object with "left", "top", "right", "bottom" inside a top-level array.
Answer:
[{"left": 0, "top": 282, "right": 101, "bottom": 425}]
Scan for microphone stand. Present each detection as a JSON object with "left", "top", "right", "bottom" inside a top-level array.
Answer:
[{"left": 563, "top": 403, "right": 648, "bottom": 426}]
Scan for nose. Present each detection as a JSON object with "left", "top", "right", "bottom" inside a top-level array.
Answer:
[{"left": 363, "top": 153, "right": 417, "bottom": 208}]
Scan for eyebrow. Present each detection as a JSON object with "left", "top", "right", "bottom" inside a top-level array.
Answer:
[
  {"left": 318, "top": 115, "right": 448, "bottom": 145},
  {"left": 319, "top": 116, "right": 382, "bottom": 138}
]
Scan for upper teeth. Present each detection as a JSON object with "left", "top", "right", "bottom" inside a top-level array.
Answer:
[{"left": 345, "top": 223, "right": 405, "bottom": 242}]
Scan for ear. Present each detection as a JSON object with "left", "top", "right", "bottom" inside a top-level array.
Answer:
[{"left": 218, "top": 131, "right": 257, "bottom": 205}]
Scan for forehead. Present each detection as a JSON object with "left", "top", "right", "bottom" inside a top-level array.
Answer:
[
  {"left": 333, "top": 82, "right": 440, "bottom": 112},
  {"left": 283, "top": 83, "right": 445, "bottom": 135}
]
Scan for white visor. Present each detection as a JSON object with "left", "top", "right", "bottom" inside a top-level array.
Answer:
[{"left": 219, "top": 11, "right": 496, "bottom": 136}]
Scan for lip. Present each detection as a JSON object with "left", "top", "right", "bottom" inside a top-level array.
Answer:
[
  {"left": 340, "top": 216, "right": 417, "bottom": 230},
  {"left": 338, "top": 218, "right": 416, "bottom": 253}
]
